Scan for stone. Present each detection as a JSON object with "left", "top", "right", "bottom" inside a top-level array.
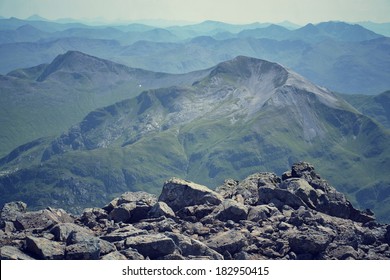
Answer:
[
  {"left": 14, "top": 208, "right": 73, "bottom": 231},
  {"left": 148, "top": 202, "right": 175, "bottom": 218},
  {"left": 205, "top": 230, "right": 247, "bottom": 255},
  {"left": 287, "top": 229, "right": 331, "bottom": 255},
  {"left": 165, "top": 232, "right": 223, "bottom": 260},
  {"left": 0, "top": 245, "right": 35, "bottom": 260},
  {"left": 125, "top": 233, "right": 175, "bottom": 259},
  {"left": 108, "top": 203, "right": 136, "bottom": 223},
  {"left": 247, "top": 205, "right": 279, "bottom": 222},
  {"left": 0, "top": 201, "right": 27, "bottom": 228},
  {"left": 100, "top": 251, "right": 127, "bottom": 260},
  {"left": 216, "top": 173, "right": 280, "bottom": 205},
  {"left": 65, "top": 241, "right": 100, "bottom": 260},
  {"left": 25, "top": 236, "right": 65, "bottom": 260},
  {"left": 159, "top": 178, "right": 223, "bottom": 211},
  {"left": 50, "top": 223, "right": 94, "bottom": 242},
  {"left": 214, "top": 199, "right": 248, "bottom": 222},
  {"left": 258, "top": 184, "right": 307, "bottom": 209},
  {"left": 101, "top": 225, "right": 147, "bottom": 242},
  {"left": 79, "top": 208, "right": 109, "bottom": 229},
  {"left": 120, "top": 248, "right": 145, "bottom": 260},
  {"left": 329, "top": 245, "right": 358, "bottom": 260},
  {"left": 104, "top": 192, "right": 157, "bottom": 213},
  {"left": 108, "top": 192, "right": 157, "bottom": 223}
]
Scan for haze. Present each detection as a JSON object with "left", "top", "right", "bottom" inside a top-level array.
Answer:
[{"left": 1, "top": 0, "right": 390, "bottom": 25}]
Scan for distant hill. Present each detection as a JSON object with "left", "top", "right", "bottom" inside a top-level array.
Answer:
[
  {"left": 340, "top": 91, "right": 390, "bottom": 129},
  {"left": 1, "top": 56, "right": 389, "bottom": 222},
  {"left": 0, "top": 19, "right": 388, "bottom": 94},
  {"left": 0, "top": 51, "right": 211, "bottom": 157}
]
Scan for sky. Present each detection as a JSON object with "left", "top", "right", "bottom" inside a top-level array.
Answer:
[{"left": 1, "top": 0, "right": 390, "bottom": 25}]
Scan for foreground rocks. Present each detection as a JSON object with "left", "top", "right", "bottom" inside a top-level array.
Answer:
[{"left": 1, "top": 162, "right": 389, "bottom": 260}]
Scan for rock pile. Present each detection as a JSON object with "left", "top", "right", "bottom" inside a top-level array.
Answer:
[{"left": 1, "top": 162, "right": 389, "bottom": 260}]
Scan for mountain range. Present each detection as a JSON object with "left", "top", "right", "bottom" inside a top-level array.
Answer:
[
  {"left": 1, "top": 53, "right": 389, "bottom": 222},
  {"left": 0, "top": 18, "right": 390, "bottom": 94}
]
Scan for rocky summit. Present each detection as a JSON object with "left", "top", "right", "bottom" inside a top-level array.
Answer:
[{"left": 1, "top": 162, "right": 389, "bottom": 260}]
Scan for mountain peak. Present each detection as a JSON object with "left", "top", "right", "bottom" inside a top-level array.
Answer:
[
  {"left": 36, "top": 51, "right": 125, "bottom": 82},
  {"left": 210, "top": 56, "right": 287, "bottom": 80}
]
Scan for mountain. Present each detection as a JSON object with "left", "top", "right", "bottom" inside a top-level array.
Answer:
[
  {"left": 340, "top": 91, "right": 390, "bottom": 129},
  {"left": 1, "top": 56, "right": 389, "bottom": 222},
  {"left": 0, "top": 51, "right": 211, "bottom": 157},
  {"left": 0, "top": 19, "right": 388, "bottom": 94},
  {"left": 292, "top": 21, "right": 383, "bottom": 42},
  {"left": 0, "top": 24, "right": 48, "bottom": 44}
]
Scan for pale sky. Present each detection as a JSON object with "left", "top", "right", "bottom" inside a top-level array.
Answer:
[{"left": 1, "top": 0, "right": 390, "bottom": 25}]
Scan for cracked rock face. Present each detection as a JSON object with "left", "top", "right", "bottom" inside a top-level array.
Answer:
[{"left": 1, "top": 162, "right": 389, "bottom": 260}]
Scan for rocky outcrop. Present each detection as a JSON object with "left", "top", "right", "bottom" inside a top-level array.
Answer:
[{"left": 1, "top": 162, "right": 389, "bottom": 260}]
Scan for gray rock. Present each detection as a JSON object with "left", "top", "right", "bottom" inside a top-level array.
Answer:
[
  {"left": 0, "top": 201, "right": 27, "bottom": 228},
  {"left": 205, "top": 230, "right": 247, "bottom": 255},
  {"left": 125, "top": 233, "right": 175, "bottom": 259},
  {"left": 65, "top": 241, "right": 100, "bottom": 260},
  {"left": 247, "top": 205, "right": 280, "bottom": 222},
  {"left": 25, "top": 236, "right": 65, "bottom": 260},
  {"left": 214, "top": 199, "right": 248, "bottom": 222},
  {"left": 104, "top": 192, "right": 157, "bottom": 213},
  {"left": 108, "top": 203, "right": 136, "bottom": 223},
  {"left": 120, "top": 248, "right": 145, "bottom": 260},
  {"left": 107, "top": 192, "right": 157, "bottom": 223},
  {"left": 79, "top": 207, "right": 109, "bottom": 229},
  {"left": 50, "top": 223, "right": 94, "bottom": 242},
  {"left": 216, "top": 173, "right": 280, "bottom": 205},
  {"left": 14, "top": 208, "right": 73, "bottom": 231},
  {"left": 287, "top": 229, "right": 331, "bottom": 255},
  {"left": 165, "top": 232, "right": 223, "bottom": 260},
  {"left": 148, "top": 202, "right": 175, "bottom": 218},
  {"left": 258, "top": 184, "right": 307, "bottom": 209},
  {"left": 159, "top": 178, "right": 223, "bottom": 211},
  {"left": 0, "top": 245, "right": 35, "bottom": 260},
  {"left": 101, "top": 225, "right": 147, "bottom": 242},
  {"left": 329, "top": 245, "right": 359, "bottom": 260},
  {"left": 100, "top": 251, "right": 127, "bottom": 260}
]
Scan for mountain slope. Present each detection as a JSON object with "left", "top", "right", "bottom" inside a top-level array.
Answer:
[
  {"left": 340, "top": 91, "right": 390, "bottom": 129},
  {"left": 0, "top": 51, "right": 211, "bottom": 157},
  {"left": 1, "top": 56, "right": 389, "bottom": 221}
]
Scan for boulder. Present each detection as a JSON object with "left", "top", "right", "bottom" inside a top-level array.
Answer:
[
  {"left": 14, "top": 208, "right": 73, "bottom": 231},
  {"left": 258, "top": 184, "right": 307, "bottom": 209},
  {"left": 159, "top": 178, "right": 223, "bottom": 211},
  {"left": 247, "top": 205, "right": 280, "bottom": 222},
  {"left": 329, "top": 245, "right": 359, "bottom": 260},
  {"left": 287, "top": 229, "right": 331, "bottom": 256},
  {"left": 25, "top": 236, "right": 65, "bottom": 260},
  {"left": 125, "top": 233, "right": 175, "bottom": 259},
  {"left": 0, "top": 201, "right": 27, "bottom": 228},
  {"left": 0, "top": 245, "right": 35, "bottom": 260},
  {"left": 100, "top": 251, "right": 127, "bottom": 260},
  {"left": 213, "top": 199, "right": 248, "bottom": 222},
  {"left": 104, "top": 192, "right": 157, "bottom": 213},
  {"left": 205, "top": 230, "right": 247, "bottom": 255},
  {"left": 216, "top": 173, "right": 280, "bottom": 205},
  {"left": 148, "top": 202, "right": 175, "bottom": 219},
  {"left": 120, "top": 248, "right": 145, "bottom": 260},
  {"left": 79, "top": 207, "right": 109, "bottom": 229},
  {"left": 165, "top": 232, "right": 223, "bottom": 260},
  {"left": 101, "top": 225, "right": 147, "bottom": 242},
  {"left": 50, "top": 223, "right": 94, "bottom": 242},
  {"left": 65, "top": 242, "right": 100, "bottom": 260},
  {"left": 107, "top": 192, "right": 157, "bottom": 223}
]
